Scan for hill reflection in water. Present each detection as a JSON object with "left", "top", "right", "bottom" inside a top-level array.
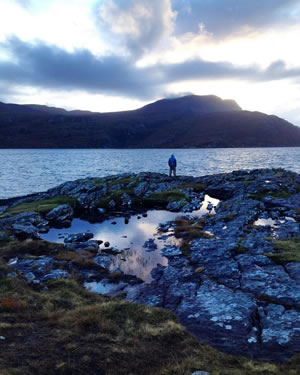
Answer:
[{"left": 42, "top": 195, "right": 219, "bottom": 283}]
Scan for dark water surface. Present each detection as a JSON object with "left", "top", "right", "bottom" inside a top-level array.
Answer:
[{"left": 0, "top": 147, "right": 299, "bottom": 198}]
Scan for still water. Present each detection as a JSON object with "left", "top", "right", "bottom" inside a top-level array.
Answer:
[
  {"left": 41, "top": 196, "right": 219, "bottom": 283},
  {"left": 0, "top": 148, "right": 299, "bottom": 199}
]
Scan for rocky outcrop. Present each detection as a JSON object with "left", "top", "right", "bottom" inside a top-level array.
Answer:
[{"left": 2, "top": 168, "right": 300, "bottom": 362}]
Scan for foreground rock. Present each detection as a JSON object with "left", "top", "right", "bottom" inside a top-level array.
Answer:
[{"left": 1, "top": 168, "right": 300, "bottom": 362}]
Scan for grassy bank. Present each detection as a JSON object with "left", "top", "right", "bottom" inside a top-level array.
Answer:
[{"left": 1, "top": 240, "right": 300, "bottom": 374}]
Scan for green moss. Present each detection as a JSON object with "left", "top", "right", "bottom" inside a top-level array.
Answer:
[
  {"left": 114, "top": 176, "right": 138, "bottom": 186},
  {"left": 265, "top": 238, "right": 300, "bottom": 263},
  {"left": 97, "top": 188, "right": 133, "bottom": 208},
  {"left": 1, "top": 196, "right": 77, "bottom": 217},
  {"left": 234, "top": 243, "right": 248, "bottom": 254},
  {"left": 93, "top": 177, "right": 105, "bottom": 185},
  {"left": 179, "top": 182, "right": 207, "bottom": 193},
  {"left": 224, "top": 212, "right": 236, "bottom": 222},
  {"left": 146, "top": 190, "right": 186, "bottom": 203},
  {"left": 94, "top": 176, "right": 138, "bottom": 187},
  {"left": 249, "top": 191, "right": 292, "bottom": 200}
]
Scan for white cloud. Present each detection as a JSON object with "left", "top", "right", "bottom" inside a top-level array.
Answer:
[{"left": 98, "top": 0, "right": 176, "bottom": 57}]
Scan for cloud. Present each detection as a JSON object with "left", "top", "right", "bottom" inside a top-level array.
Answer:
[
  {"left": 97, "top": 0, "right": 176, "bottom": 57},
  {"left": 265, "top": 60, "right": 300, "bottom": 81},
  {"left": 1, "top": 38, "right": 300, "bottom": 102},
  {"left": 173, "top": 0, "right": 300, "bottom": 38},
  {"left": 161, "top": 59, "right": 258, "bottom": 82},
  {"left": 14, "top": 0, "right": 31, "bottom": 8},
  {"left": 0, "top": 38, "right": 161, "bottom": 99}
]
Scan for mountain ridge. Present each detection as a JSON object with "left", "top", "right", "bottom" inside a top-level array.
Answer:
[{"left": 0, "top": 94, "right": 300, "bottom": 148}]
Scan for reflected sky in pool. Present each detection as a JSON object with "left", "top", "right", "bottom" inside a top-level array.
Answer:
[{"left": 41, "top": 195, "right": 219, "bottom": 282}]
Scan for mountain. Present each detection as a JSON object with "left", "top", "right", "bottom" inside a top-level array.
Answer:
[
  {"left": 139, "top": 95, "right": 241, "bottom": 115},
  {"left": 0, "top": 95, "right": 300, "bottom": 148}
]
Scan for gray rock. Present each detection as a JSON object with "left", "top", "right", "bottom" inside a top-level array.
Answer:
[
  {"left": 94, "top": 253, "right": 113, "bottom": 269},
  {"left": 46, "top": 204, "right": 73, "bottom": 223},
  {"left": 121, "top": 193, "right": 132, "bottom": 207},
  {"left": 9, "top": 256, "right": 53, "bottom": 276},
  {"left": 167, "top": 199, "right": 186, "bottom": 211},
  {"left": 143, "top": 238, "right": 157, "bottom": 252},
  {"left": 240, "top": 265, "right": 300, "bottom": 308},
  {"left": 161, "top": 245, "right": 182, "bottom": 257},
  {"left": 259, "top": 304, "right": 300, "bottom": 361},
  {"left": 285, "top": 263, "right": 300, "bottom": 283},
  {"left": 11, "top": 223, "right": 40, "bottom": 239},
  {"left": 65, "top": 240, "right": 99, "bottom": 252},
  {"left": 177, "top": 279, "right": 258, "bottom": 355},
  {"left": 64, "top": 232, "right": 94, "bottom": 243},
  {"left": 0, "top": 206, "right": 8, "bottom": 215},
  {"left": 109, "top": 200, "right": 116, "bottom": 208},
  {"left": 134, "top": 182, "right": 148, "bottom": 196},
  {"left": 41, "top": 269, "right": 71, "bottom": 281}
]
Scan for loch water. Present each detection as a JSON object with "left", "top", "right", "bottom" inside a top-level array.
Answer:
[{"left": 0, "top": 147, "right": 299, "bottom": 199}]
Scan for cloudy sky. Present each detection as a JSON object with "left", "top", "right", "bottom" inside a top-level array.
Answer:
[{"left": 1, "top": 0, "right": 300, "bottom": 125}]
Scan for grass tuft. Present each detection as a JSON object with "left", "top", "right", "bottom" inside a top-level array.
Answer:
[
  {"left": 1, "top": 196, "right": 76, "bottom": 217},
  {"left": 265, "top": 238, "right": 300, "bottom": 263}
]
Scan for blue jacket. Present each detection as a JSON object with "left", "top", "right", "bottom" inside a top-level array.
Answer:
[{"left": 168, "top": 155, "right": 177, "bottom": 167}]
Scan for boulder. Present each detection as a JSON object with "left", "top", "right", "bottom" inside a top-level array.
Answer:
[
  {"left": 46, "top": 204, "right": 73, "bottom": 225},
  {"left": 41, "top": 269, "right": 71, "bottom": 281},
  {"left": 64, "top": 232, "right": 94, "bottom": 243},
  {"left": 11, "top": 223, "right": 40, "bottom": 239}
]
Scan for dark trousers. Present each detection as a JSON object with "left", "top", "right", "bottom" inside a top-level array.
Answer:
[{"left": 169, "top": 167, "right": 176, "bottom": 177}]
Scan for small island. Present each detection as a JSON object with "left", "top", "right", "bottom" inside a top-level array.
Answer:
[{"left": 0, "top": 168, "right": 300, "bottom": 374}]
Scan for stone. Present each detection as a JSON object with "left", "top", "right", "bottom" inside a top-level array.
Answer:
[
  {"left": 121, "top": 193, "right": 132, "bottom": 206},
  {"left": 259, "top": 304, "right": 300, "bottom": 362},
  {"left": 143, "top": 238, "right": 157, "bottom": 252},
  {"left": 46, "top": 204, "right": 73, "bottom": 224},
  {"left": 94, "top": 253, "right": 113, "bottom": 269},
  {"left": 64, "top": 232, "right": 94, "bottom": 243},
  {"left": 109, "top": 200, "right": 116, "bottom": 208},
  {"left": 161, "top": 245, "right": 182, "bottom": 257},
  {"left": 65, "top": 240, "right": 99, "bottom": 252},
  {"left": 167, "top": 200, "right": 186, "bottom": 212},
  {"left": 0, "top": 206, "right": 8, "bottom": 215},
  {"left": 134, "top": 182, "right": 148, "bottom": 196},
  {"left": 41, "top": 269, "right": 71, "bottom": 281},
  {"left": 11, "top": 223, "right": 40, "bottom": 239}
]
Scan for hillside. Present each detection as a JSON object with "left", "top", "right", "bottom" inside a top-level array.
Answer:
[{"left": 0, "top": 95, "right": 300, "bottom": 148}]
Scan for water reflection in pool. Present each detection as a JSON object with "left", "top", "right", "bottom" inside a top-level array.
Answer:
[{"left": 41, "top": 195, "right": 219, "bottom": 283}]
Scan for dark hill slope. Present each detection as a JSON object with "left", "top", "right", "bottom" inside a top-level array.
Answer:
[
  {"left": 0, "top": 95, "right": 300, "bottom": 148},
  {"left": 140, "top": 95, "right": 241, "bottom": 115},
  {"left": 138, "top": 110, "right": 300, "bottom": 148}
]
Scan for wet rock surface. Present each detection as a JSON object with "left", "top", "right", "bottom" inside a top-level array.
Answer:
[{"left": 2, "top": 168, "right": 300, "bottom": 362}]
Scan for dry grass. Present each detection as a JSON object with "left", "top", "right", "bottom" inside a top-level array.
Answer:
[
  {"left": 265, "top": 238, "right": 300, "bottom": 263},
  {"left": 1, "top": 238, "right": 300, "bottom": 374},
  {"left": 55, "top": 250, "right": 100, "bottom": 269},
  {"left": 0, "top": 239, "right": 65, "bottom": 257},
  {"left": 0, "top": 296, "right": 28, "bottom": 312},
  {"left": 174, "top": 217, "right": 214, "bottom": 256}
]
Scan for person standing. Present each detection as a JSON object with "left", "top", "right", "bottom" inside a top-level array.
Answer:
[{"left": 168, "top": 154, "right": 177, "bottom": 177}]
